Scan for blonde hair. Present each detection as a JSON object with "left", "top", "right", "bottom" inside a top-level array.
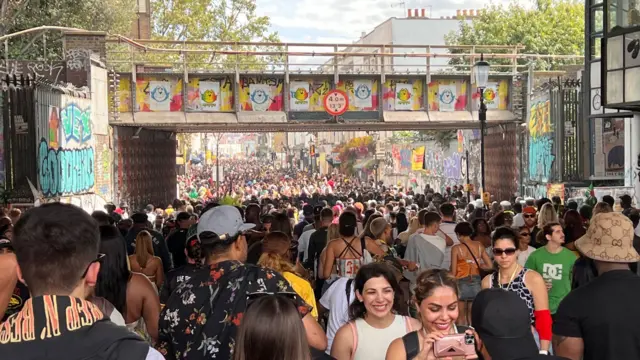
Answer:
[
  {"left": 135, "top": 231, "right": 154, "bottom": 268},
  {"left": 593, "top": 202, "right": 613, "bottom": 217},
  {"left": 258, "top": 231, "right": 297, "bottom": 276},
  {"left": 537, "top": 203, "right": 559, "bottom": 229}
]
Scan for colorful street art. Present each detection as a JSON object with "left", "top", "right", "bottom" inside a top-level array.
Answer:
[
  {"left": 336, "top": 79, "right": 379, "bottom": 111},
  {"left": 528, "top": 94, "right": 555, "bottom": 182},
  {"left": 239, "top": 76, "right": 284, "bottom": 111},
  {"left": 39, "top": 96, "right": 95, "bottom": 197},
  {"left": 472, "top": 79, "right": 509, "bottom": 110},
  {"left": 383, "top": 79, "right": 424, "bottom": 111},
  {"left": 117, "top": 76, "right": 132, "bottom": 112},
  {"left": 427, "top": 79, "right": 468, "bottom": 111},
  {"left": 289, "top": 79, "right": 331, "bottom": 111},
  {"left": 135, "top": 76, "right": 183, "bottom": 112},
  {"left": 187, "top": 77, "right": 234, "bottom": 111}
]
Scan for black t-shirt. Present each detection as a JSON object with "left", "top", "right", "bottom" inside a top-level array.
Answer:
[
  {"left": 553, "top": 269, "right": 640, "bottom": 360},
  {"left": 166, "top": 229, "right": 188, "bottom": 269},
  {"left": 2, "top": 281, "right": 29, "bottom": 322}
]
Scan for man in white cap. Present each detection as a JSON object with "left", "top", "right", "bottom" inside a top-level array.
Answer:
[
  {"left": 158, "top": 205, "right": 326, "bottom": 360},
  {"left": 553, "top": 212, "right": 640, "bottom": 360}
]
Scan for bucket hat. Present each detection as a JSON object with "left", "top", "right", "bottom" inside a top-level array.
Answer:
[{"left": 575, "top": 212, "right": 640, "bottom": 263}]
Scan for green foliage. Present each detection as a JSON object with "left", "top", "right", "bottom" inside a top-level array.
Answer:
[
  {"left": 445, "top": 0, "right": 585, "bottom": 71},
  {"left": 1, "top": 0, "right": 136, "bottom": 60}
]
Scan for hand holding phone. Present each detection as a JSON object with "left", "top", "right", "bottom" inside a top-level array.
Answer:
[{"left": 433, "top": 331, "right": 478, "bottom": 359}]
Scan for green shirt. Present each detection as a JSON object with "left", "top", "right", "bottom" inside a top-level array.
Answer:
[{"left": 525, "top": 246, "right": 577, "bottom": 313}]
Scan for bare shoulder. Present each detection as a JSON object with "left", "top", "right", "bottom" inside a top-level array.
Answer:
[
  {"left": 409, "top": 317, "right": 422, "bottom": 331},
  {"left": 386, "top": 337, "right": 408, "bottom": 360},
  {"left": 524, "top": 269, "right": 545, "bottom": 287},
  {"left": 481, "top": 273, "right": 492, "bottom": 289}
]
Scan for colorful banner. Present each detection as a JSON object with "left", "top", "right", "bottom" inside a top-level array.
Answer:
[
  {"left": 383, "top": 79, "right": 423, "bottom": 111},
  {"left": 187, "top": 77, "right": 233, "bottom": 111},
  {"left": 290, "top": 81, "right": 310, "bottom": 111},
  {"left": 411, "top": 146, "right": 425, "bottom": 171},
  {"left": 198, "top": 81, "right": 221, "bottom": 111},
  {"left": 438, "top": 84, "right": 458, "bottom": 112},
  {"left": 473, "top": 79, "right": 509, "bottom": 111},
  {"left": 546, "top": 183, "right": 565, "bottom": 202},
  {"left": 353, "top": 79, "right": 373, "bottom": 108},
  {"left": 273, "top": 132, "right": 286, "bottom": 152},
  {"left": 483, "top": 82, "right": 500, "bottom": 110},
  {"left": 249, "top": 84, "right": 273, "bottom": 111},
  {"left": 395, "top": 83, "right": 414, "bottom": 111},
  {"left": 148, "top": 81, "right": 172, "bottom": 111}
]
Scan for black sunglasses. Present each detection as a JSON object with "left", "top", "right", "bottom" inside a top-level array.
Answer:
[
  {"left": 519, "top": 232, "right": 531, "bottom": 237},
  {"left": 523, "top": 214, "right": 536, "bottom": 219},
  {"left": 81, "top": 253, "right": 106, "bottom": 278},
  {"left": 492, "top": 248, "right": 517, "bottom": 256},
  {"left": 246, "top": 291, "right": 299, "bottom": 309}
]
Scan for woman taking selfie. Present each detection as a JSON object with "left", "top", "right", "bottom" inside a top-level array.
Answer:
[
  {"left": 331, "top": 263, "right": 421, "bottom": 360},
  {"left": 386, "top": 269, "right": 481, "bottom": 360},
  {"left": 481, "top": 227, "right": 551, "bottom": 354}
]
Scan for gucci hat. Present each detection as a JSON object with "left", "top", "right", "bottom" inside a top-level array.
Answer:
[{"left": 575, "top": 212, "right": 640, "bottom": 263}]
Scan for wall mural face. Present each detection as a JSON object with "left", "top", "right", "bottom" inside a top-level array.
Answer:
[
  {"left": 528, "top": 94, "right": 555, "bottom": 182},
  {"left": 135, "top": 76, "right": 183, "bottom": 112},
  {"left": 289, "top": 78, "right": 331, "bottom": 111},
  {"left": 187, "top": 77, "right": 234, "bottom": 111},
  {"left": 336, "top": 79, "right": 379, "bottom": 111},
  {"left": 472, "top": 79, "right": 510, "bottom": 110},
  {"left": 239, "top": 76, "right": 284, "bottom": 111},
  {"left": 382, "top": 79, "right": 424, "bottom": 111},
  {"left": 39, "top": 96, "right": 95, "bottom": 197},
  {"left": 427, "top": 79, "right": 468, "bottom": 111}
]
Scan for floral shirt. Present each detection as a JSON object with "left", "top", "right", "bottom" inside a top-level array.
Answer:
[{"left": 157, "top": 260, "right": 311, "bottom": 360}]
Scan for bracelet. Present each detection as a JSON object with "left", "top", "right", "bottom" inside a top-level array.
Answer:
[{"left": 539, "top": 350, "right": 549, "bottom": 355}]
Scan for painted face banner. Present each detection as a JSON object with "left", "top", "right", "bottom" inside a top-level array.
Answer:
[
  {"left": 394, "top": 83, "right": 414, "bottom": 110},
  {"left": 148, "top": 81, "right": 172, "bottom": 111},
  {"left": 482, "top": 82, "right": 499, "bottom": 110},
  {"left": 353, "top": 79, "right": 373, "bottom": 108},
  {"left": 199, "top": 81, "right": 221, "bottom": 111},
  {"left": 438, "top": 84, "right": 457, "bottom": 112},
  {"left": 290, "top": 81, "right": 310, "bottom": 111},
  {"left": 249, "top": 84, "right": 272, "bottom": 111}
]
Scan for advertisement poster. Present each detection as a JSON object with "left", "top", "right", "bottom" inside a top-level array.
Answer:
[
  {"left": 199, "top": 81, "right": 221, "bottom": 111},
  {"left": 148, "top": 81, "right": 172, "bottom": 111},
  {"left": 394, "top": 83, "right": 414, "bottom": 111},
  {"left": 411, "top": 146, "right": 425, "bottom": 171},
  {"left": 249, "top": 84, "right": 273, "bottom": 111},
  {"left": 438, "top": 84, "right": 457, "bottom": 112},
  {"left": 353, "top": 79, "right": 373, "bottom": 108},
  {"left": 593, "top": 118, "right": 625, "bottom": 178},
  {"left": 290, "top": 81, "right": 310, "bottom": 111},
  {"left": 482, "top": 82, "right": 500, "bottom": 110},
  {"left": 546, "top": 183, "right": 565, "bottom": 202}
]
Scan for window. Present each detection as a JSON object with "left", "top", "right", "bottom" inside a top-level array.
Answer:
[{"left": 607, "top": 0, "right": 640, "bottom": 31}]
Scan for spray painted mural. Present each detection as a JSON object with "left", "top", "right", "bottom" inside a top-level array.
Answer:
[
  {"left": 239, "top": 76, "right": 284, "bottom": 111},
  {"left": 528, "top": 94, "right": 554, "bottom": 182},
  {"left": 186, "top": 77, "right": 233, "bottom": 111},
  {"left": 472, "top": 79, "right": 509, "bottom": 110},
  {"left": 383, "top": 79, "right": 424, "bottom": 111},
  {"left": 289, "top": 78, "right": 331, "bottom": 111},
  {"left": 336, "top": 79, "right": 379, "bottom": 111},
  {"left": 117, "top": 76, "right": 133, "bottom": 112},
  {"left": 39, "top": 96, "right": 95, "bottom": 197},
  {"left": 135, "top": 76, "right": 183, "bottom": 112},
  {"left": 427, "top": 79, "right": 468, "bottom": 111}
]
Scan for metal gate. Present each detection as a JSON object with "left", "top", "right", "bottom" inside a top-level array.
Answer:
[{"left": 2, "top": 75, "right": 37, "bottom": 204}]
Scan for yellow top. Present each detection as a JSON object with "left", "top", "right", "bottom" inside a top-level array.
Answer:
[{"left": 283, "top": 271, "right": 319, "bottom": 319}]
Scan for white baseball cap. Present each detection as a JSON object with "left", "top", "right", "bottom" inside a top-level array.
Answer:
[{"left": 197, "top": 205, "right": 255, "bottom": 243}]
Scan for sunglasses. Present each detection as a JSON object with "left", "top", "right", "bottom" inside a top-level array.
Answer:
[
  {"left": 492, "top": 248, "right": 517, "bottom": 256},
  {"left": 519, "top": 232, "right": 530, "bottom": 237},
  {"left": 81, "top": 253, "right": 106, "bottom": 278},
  {"left": 246, "top": 291, "right": 299, "bottom": 309},
  {"left": 523, "top": 214, "right": 536, "bottom": 219}
]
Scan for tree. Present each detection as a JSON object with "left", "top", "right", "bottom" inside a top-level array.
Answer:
[
  {"left": 1, "top": 0, "right": 136, "bottom": 59},
  {"left": 445, "top": 0, "right": 584, "bottom": 70},
  {"left": 149, "top": 0, "right": 282, "bottom": 70}
]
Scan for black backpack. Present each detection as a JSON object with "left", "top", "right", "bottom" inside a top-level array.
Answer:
[{"left": 402, "top": 326, "right": 475, "bottom": 360}]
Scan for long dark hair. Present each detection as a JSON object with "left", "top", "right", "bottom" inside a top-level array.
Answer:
[
  {"left": 234, "top": 295, "right": 310, "bottom": 360},
  {"left": 95, "top": 225, "right": 131, "bottom": 314},
  {"left": 396, "top": 213, "right": 409, "bottom": 234},
  {"left": 571, "top": 256, "right": 598, "bottom": 290},
  {"left": 349, "top": 263, "right": 403, "bottom": 320},
  {"left": 271, "top": 212, "right": 293, "bottom": 238},
  {"left": 563, "top": 210, "right": 586, "bottom": 243}
]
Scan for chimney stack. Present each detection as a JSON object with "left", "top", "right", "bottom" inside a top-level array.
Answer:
[
  {"left": 421, "top": 8, "right": 426, "bottom": 17},
  {"left": 456, "top": 9, "right": 461, "bottom": 17},
  {"left": 407, "top": 9, "right": 412, "bottom": 17},
  {"left": 462, "top": 9, "right": 468, "bottom": 16}
]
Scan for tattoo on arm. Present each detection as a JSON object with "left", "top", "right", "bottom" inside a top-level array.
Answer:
[{"left": 553, "top": 335, "right": 568, "bottom": 348}]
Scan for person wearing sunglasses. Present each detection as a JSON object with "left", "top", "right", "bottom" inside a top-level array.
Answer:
[
  {"left": 514, "top": 225, "right": 536, "bottom": 266},
  {"left": 481, "top": 227, "right": 552, "bottom": 355},
  {"left": 522, "top": 207, "right": 540, "bottom": 248},
  {"left": 3, "top": 203, "right": 164, "bottom": 360}
]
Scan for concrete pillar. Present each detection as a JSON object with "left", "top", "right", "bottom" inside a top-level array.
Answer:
[{"left": 631, "top": 114, "right": 640, "bottom": 207}]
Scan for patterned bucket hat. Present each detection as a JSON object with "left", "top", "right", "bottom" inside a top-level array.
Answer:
[{"left": 575, "top": 212, "right": 640, "bottom": 263}]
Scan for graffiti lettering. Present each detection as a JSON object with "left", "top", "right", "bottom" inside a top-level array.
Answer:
[
  {"left": 60, "top": 104, "right": 91, "bottom": 144},
  {"left": 38, "top": 140, "right": 95, "bottom": 197},
  {"left": 65, "top": 49, "right": 91, "bottom": 71},
  {"left": 243, "top": 76, "right": 280, "bottom": 88},
  {"left": 529, "top": 136, "right": 555, "bottom": 182},
  {"left": 443, "top": 153, "right": 462, "bottom": 179}
]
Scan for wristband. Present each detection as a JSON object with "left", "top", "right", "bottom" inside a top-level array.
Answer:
[{"left": 539, "top": 350, "right": 549, "bottom": 355}]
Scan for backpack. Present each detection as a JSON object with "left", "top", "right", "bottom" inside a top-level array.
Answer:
[{"left": 402, "top": 325, "right": 474, "bottom": 360}]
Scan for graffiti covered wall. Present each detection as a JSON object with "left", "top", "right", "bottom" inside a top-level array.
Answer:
[
  {"left": 427, "top": 79, "right": 468, "bottom": 111},
  {"left": 528, "top": 93, "right": 555, "bottom": 182},
  {"left": 336, "top": 79, "right": 379, "bottom": 111},
  {"left": 472, "top": 78, "right": 509, "bottom": 110},
  {"left": 187, "top": 77, "right": 233, "bottom": 111},
  {"left": 289, "top": 78, "right": 331, "bottom": 111},
  {"left": 239, "top": 76, "right": 284, "bottom": 111},
  {"left": 383, "top": 79, "right": 424, "bottom": 110},
  {"left": 135, "top": 76, "right": 183, "bottom": 112},
  {"left": 117, "top": 75, "right": 132, "bottom": 112}
]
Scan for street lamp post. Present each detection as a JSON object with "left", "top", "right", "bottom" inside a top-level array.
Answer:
[{"left": 474, "top": 54, "right": 490, "bottom": 200}]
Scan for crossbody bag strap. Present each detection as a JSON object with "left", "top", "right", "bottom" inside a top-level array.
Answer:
[{"left": 461, "top": 242, "right": 482, "bottom": 271}]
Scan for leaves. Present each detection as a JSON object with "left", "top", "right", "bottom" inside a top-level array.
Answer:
[{"left": 445, "top": 0, "right": 585, "bottom": 71}]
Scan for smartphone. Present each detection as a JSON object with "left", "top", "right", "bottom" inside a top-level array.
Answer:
[{"left": 433, "top": 333, "right": 476, "bottom": 358}]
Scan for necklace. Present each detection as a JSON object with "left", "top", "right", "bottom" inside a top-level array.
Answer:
[{"left": 498, "top": 264, "right": 520, "bottom": 291}]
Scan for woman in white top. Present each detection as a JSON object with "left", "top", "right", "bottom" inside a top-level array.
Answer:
[
  {"left": 514, "top": 225, "right": 535, "bottom": 266},
  {"left": 331, "top": 263, "right": 421, "bottom": 360}
]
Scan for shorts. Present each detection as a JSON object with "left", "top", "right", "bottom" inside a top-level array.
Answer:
[{"left": 458, "top": 276, "right": 482, "bottom": 301}]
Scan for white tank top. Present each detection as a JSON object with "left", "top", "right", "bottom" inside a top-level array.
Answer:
[{"left": 349, "top": 315, "right": 413, "bottom": 360}]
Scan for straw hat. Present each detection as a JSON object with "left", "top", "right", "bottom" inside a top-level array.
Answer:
[{"left": 575, "top": 212, "right": 640, "bottom": 263}]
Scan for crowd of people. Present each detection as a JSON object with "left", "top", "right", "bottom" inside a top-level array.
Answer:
[{"left": 1, "top": 166, "right": 640, "bottom": 360}]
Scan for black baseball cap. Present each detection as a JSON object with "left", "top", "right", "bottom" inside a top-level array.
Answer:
[
  {"left": 131, "top": 212, "right": 148, "bottom": 224},
  {"left": 471, "top": 289, "right": 538, "bottom": 360}
]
